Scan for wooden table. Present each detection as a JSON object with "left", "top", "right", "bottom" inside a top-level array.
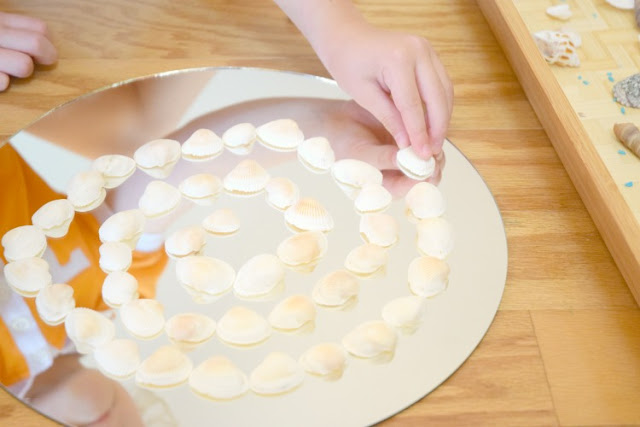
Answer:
[{"left": 1, "top": 0, "right": 639, "bottom": 425}]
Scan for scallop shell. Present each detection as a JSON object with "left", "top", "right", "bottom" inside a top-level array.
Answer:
[
  {"left": 31, "top": 199, "right": 75, "bottom": 238},
  {"left": 268, "top": 294, "right": 316, "bottom": 331},
  {"left": 297, "top": 137, "right": 335, "bottom": 173},
  {"left": 276, "top": 231, "right": 328, "bottom": 271},
  {"left": 35, "top": 283, "right": 75, "bottom": 325},
  {"left": 92, "top": 154, "right": 136, "bottom": 188},
  {"left": 408, "top": 255, "right": 450, "bottom": 298},
  {"left": 138, "top": 180, "right": 181, "bottom": 218},
  {"left": 331, "top": 159, "right": 383, "bottom": 189},
  {"left": 120, "top": 298, "right": 165, "bottom": 340},
  {"left": 344, "top": 243, "right": 388, "bottom": 277},
  {"left": 136, "top": 345, "right": 193, "bottom": 389},
  {"left": 223, "top": 159, "right": 271, "bottom": 196},
  {"left": 381, "top": 296, "right": 425, "bottom": 329},
  {"left": 405, "top": 182, "right": 445, "bottom": 220},
  {"left": 66, "top": 170, "right": 106, "bottom": 212},
  {"left": 606, "top": 0, "right": 633, "bottom": 9},
  {"left": 249, "top": 352, "right": 304, "bottom": 395},
  {"left": 64, "top": 307, "right": 115, "bottom": 354},
  {"left": 546, "top": 4, "right": 572, "bottom": 20},
  {"left": 256, "top": 119, "right": 304, "bottom": 152},
  {"left": 299, "top": 343, "right": 347, "bottom": 377},
  {"left": 164, "top": 225, "right": 206, "bottom": 259},
  {"left": 102, "top": 271, "right": 139, "bottom": 308},
  {"left": 181, "top": 128, "right": 224, "bottom": 162},
  {"left": 417, "top": 217, "right": 454, "bottom": 259},
  {"left": 396, "top": 146, "right": 436, "bottom": 180},
  {"left": 189, "top": 356, "right": 249, "bottom": 400},
  {"left": 359, "top": 213, "right": 398, "bottom": 248},
  {"left": 342, "top": 320, "right": 397, "bottom": 358},
  {"left": 222, "top": 123, "right": 256, "bottom": 155},
  {"left": 98, "top": 209, "right": 146, "bottom": 249},
  {"left": 202, "top": 208, "right": 240, "bottom": 236},
  {"left": 4, "top": 257, "right": 52, "bottom": 297},
  {"left": 265, "top": 177, "right": 299, "bottom": 210},
  {"left": 179, "top": 173, "right": 223, "bottom": 205},
  {"left": 133, "top": 138, "right": 181, "bottom": 178},
  {"left": 233, "top": 253, "right": 285, "bottom": 298},
  {"left": 175, "top": 255, "right": 236, "bottom": 297},
  {"left": 312, "top": 269, "right": 360, "bottom": 307},
  {"left": 2, "top": 225, "right": 47, "bottom": 262},
  {"left": 354, "top": 184, "right": 392, "bottom": 214},
  {"left": 533, "top": 30, "right": 580, "bottom": 67},
  {"left": 99, "top": 241, "right": 132, "bottom": 273},
  {"left": 216, "top": 306, "right": 271, "bottom": 346},
  {"left": 284, "top": 198, "right": 334, "bottom": 232},
  {"left": 94, "top": 338, "right": 140, "bottom": 380},
  {"left": 165, "top": 313, "right": 216, "bottom": 346}
]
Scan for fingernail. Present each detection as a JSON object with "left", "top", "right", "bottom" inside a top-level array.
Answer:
[{"left": 420, "top": 144, "right": 433, "bottom": 159}]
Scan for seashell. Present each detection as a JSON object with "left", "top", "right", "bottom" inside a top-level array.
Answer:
[
  {"left": 606, "top": 0, "right": 633, "bottom": 9},
  {"left": 613, "top": 74, "right": 640, "bottom": 108},
  {"left": 405, "top": 181, "right": 446, "bottom": 220},
  {"left": 381, "top": 296, "right": 425, "bottom": 329},
  {"left": 133, "top": 138, "right": 181, "bottom": 179},
  {"left": 533, "top": 30, "right": 580, "bottom": 67},
  {"left": 64, "top": 307, "right": 115, "bottom": 354},
  {"left": 614, "top": 122, "right": 640, "bottom": 158},
  {"left": 297, "top": 137, "right": 335, "bottom": 173},
  {"left": 249, "top": 352, "right": 304, "bottom": 395},
  {"left": 138, "top": 180, "right": 181, "bottom": 218},
  {"left": 92, "top": 154, "right": 136, "bottom": 189},
  {"left": 222, "top": 123, "right": 256, "bottom": 155},
  {"left": 546, "top": 4, "right": 572, "bottom": 20},
  {"left": 35, "top": 283, "right": 75, "bottom": 325},
  {"left": 359, "top": 213, "right": 398, "bottom": 248},
  {"left": 299, "top": 343, "right": 347, "bottom": 377},
  {"left": 344, "top": 243, "right": 388, "bottom": 277},
  {"left": 331, "top": 159, "right": 383, "bottom": 190},
  {"left": 216, "top": 306, "right": 271, "bottom": 346},
  {"left": 98, "top": 209, "right": 146, "bottom": 249},
  {"left": 165, "top": 313, "right": 216, "bottom": 347},
  {"left": 164, "top": 225, "right": 206, "bottom": 259},
  {"left": 416, "top": 217, "right": 454, "bottom": 259},
  {"left": 102, "top": 271, "right": 139, "bottom": 308},
  {"left": 31, "top": 199, "right": 75, "bottom": 238},
  {"left": 175, "top": 255, "right": 236, "bottom": 297},
  {"left": 94, "top": 339, "right": 140, "bottom": 380},
  {"left": 189, "top": 356, "right": 249, "bottom": 400},
  {"left": 342, "top": 320, "right": 397, "bottom": 358},
  {"left": 181, "top": 128, "right": 224, "bottom": 162},
  {"left": 120, "top": 298, "right": 165, "bottom": 340},
  {"left": 136, "top": 345, "right": 193, "bottom": 389},
  {"left": 408, "top": 255, "right": 450, "bottom": 298},
  {"left": 66, "top": 170, "right": 106, "bottom": 212},
  {"left": 4, "top": 257, "right": 51, "bottom": 297},
  {"left": 256, "top": 119, "right": 304, "bottom": 152},
  {"left": 223, "top": 159, "right": 271, "bottom": 196},
  {"left": 2, "top": 225, "right": 47, "bottom": 262},
  {"left": 396, "top": 146, "right": 436, "bottom": 181},
  {"left": 312, "top": 269, "right": 360, "bottom": 307},
  {"left": 276, "top": 231, "right": 328, "bottom": 271},
  {"left": 265, "top": 177, "right": 299, "bottom": 210},
  {"left": 354, "top": 184, "right": 392, "bottom": 214},
  {"left": 202, "top": 208, "right": 240, "bottom": 236},
  {"left": 284, "top": 198, "right": 334, "bottom": 232},
  {"left": 233, "top": 253, "right": 285, "bottom": 298},
  {"left": 179, "top": 173, "right": 223, "bottom": 205},
  {"left": 99, "top": 241, "right": 132, "bottom": 273},
  {"left": 268, "top": 294, "right": 316, "bottom": 331}
]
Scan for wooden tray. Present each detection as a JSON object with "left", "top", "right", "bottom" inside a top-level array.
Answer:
[{"left": 477, "top": 0, "right": 640, "bottom": 305}]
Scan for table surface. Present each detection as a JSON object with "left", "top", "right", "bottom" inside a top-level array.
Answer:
[{"left": 1, "top": 1, "right": 639, "bottom": 426}]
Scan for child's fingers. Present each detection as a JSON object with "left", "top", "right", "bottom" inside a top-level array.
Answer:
[
  {"left": 0, "top": 47, "right": 34, "bottom": 77},
  {"left": 0, "top": 26, "right": 57, "bottom": 65},
  {"left": 416, "top": 58, "right": 450, "bottom": 157},
  {"left": 0, "top": 12, "right": 50, "bottom": 36}
]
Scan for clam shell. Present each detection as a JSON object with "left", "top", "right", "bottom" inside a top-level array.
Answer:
[
  {"left": 179, "top": 173, "right": 223, "bottom": 205},
  {"left": 408, "top": 255, "right": 450, "bottom": 297},
  {"left": 35, "top": 283, "right": 75, "bottom": 326},
  {"left": 268, "top": 294, "right": 316, "bottom": 331},
  {"left": 202, "top": 208, "right": 240, "bottom": 236},
  {"left": 222, "top": 123, "right": 256, "bottom": 155},
  {"left": 2, "top": 225, "right": 47, "bottom": 262},
  {"left": 64, "top": 307, "right": 115, "bottom": 354},
  {"left": 249, "top": 352, "right": 304, "bottom": 395},
  {"left": 297, "top": 137, "right": 335, "bottom": 173},
  {"left": 189, "top": 356, "right": 249, "bottom": 400},
  {"left": 276, "top": 231, "right": 328, "bottom": 270},
  {"left": 354, "top": 184, "right": 392, "bottom": 214},
  {"left": 4, "top": 257, "right": 52, "bottom": 297},
  {"left": 381, "top": 296, "right": 425, "bottom": 329},
  {"left": 66, "top": 170, "right": 106, "bottom": 212},
  {"left": 223, "top": 159, "right": 271, "bottom": 196},
  {"left": 405, "top": 182, "right": 445, "bottom": 220},
  {"left": 175, "top": 255, "right": 236, "bottom": 296},
  {"left": 416, "top": 217, "right": 454, "bottom": 259},
  {"left": 299, "top": 343, "right": 347, "bottom": 377},
  {"left": 216, "top": 306, "right": 271, "bottom": 346},
  {"left": 546, "top": 4, "right": 572, "bottom": 20},
  {"left": 133, "top": 138, "right": 181, "bottom": 179},
  {"left": 165, "top": 313, "right": 216, "bottom": 346},
  {"left": 359, "top": 213, "right": 398, "bottom": 248},
  {"left": 265, "top": 177, "right": 299, "bottom": 210},
  {"left": 312, "top": 269, "right": 360, "bottom": 307},
  {"left": 102, "top": 271, "right": 139, "bottom": 308},
  {"left": 99, "top": 241, "right": 132, "bottom": 273},
  {"left": 342, "top": 320, "right": 397, "bottom": 358},
  {"left": 233, "top": 254, "right": 285, "bottom": 298},
  {"left": 136, "top": 345, "right": 193, "bottom": 389},
  {"left": 344, "top": 243, "right": 388, "bottom": 277},
  {"left": 138, "top": 180, "right": 181, "bottom": 218},
  {"left": 284, "top": 198, "right": 334, "bottom": 233},
  {"left": 98, "top": 209, "right": 146, "bottom": 249},
  {"left": 181, "top": 128, "right": 224, "bottom": 162},
  {"left": 94, "top": 338, "right": 140, "bottom": 380},
  {"left": 256, "top": 119, "right": 304, "bottom": 152},
  {"left": 31, "top": 199, "right": 75, "bottom": 238},
  {"left": 164, "top": 225, "right": 206, "bottom": 259},
  {"left": 120, "top": 298, "right": 165, "bottom": 340},
  {"left": 92, "top": 154, "right": 136, "bottom": 188},
  {"left": 396, "top": 146, "right": 436, "bottom": 180},
  {"left": 331, "top": 159, "right": 383, "bottom": 189}
]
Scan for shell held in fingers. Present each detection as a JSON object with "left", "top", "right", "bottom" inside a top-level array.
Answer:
[{"left": 396, "top": 146, "right": 436, "bottom": 180}]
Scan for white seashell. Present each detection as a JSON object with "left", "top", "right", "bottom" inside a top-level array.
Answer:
[
  {"left": 222, "top": 123, "right": 256, "bottom": 155},
  {"left": 4, "top": 257, "right": 51, "bottom": 297},
  {"left": 342, "top": 320, "right": 398, "bottom": 358},
  {"left": 138, "top": 180, "right": 181, "bottom": 218},
  {"left": 102, "top": 271, "right": 139, "bottom": 308},
  {"left": 99, "top": 241, "right": 132, "bottom": 273},
  {"left": 98, "top": 209, "right": 146, "bottom": 249},
  {"left": 164, "top": 225, "right": 206, "bottom": 259},
  {"left": 299, "top": 343, "right": 347, "bottom": 377},
  {"left": 179, "top": 173, "right": 222, "bottom": 205},
  {"left": 120, "top": 298, "right": 165, "bottom": 340},
  {"left": 408, "top": 255, "right": 450, "bottom": 297},
  {"left": 175, "top": 255, "right": 236, "bottom": 297},
  {"left": 2, "top": 225, "right": 47, "bottom": 262},
  {"left": 284, "top": 198, "right": 334, "bottom": 232},
  {"left": 381, "top": 296, "right": 425, "bottom": 329},
  {"left": 223, "top": 159, "right": 271, "bottom": 196},
  {"left": 233, "top": 254, "right": 285, "bottom": 298},
  {"left": 276, "top": 231, "right": 328, "bottom": 270},
  {"left": 133, "top": 138, "right": 181, "bottom": 179},
  {"left": 331, "top": 159, "right": 383, "bottom": 189},
  {"left": 312, "top": 269, "right": 359, "bottom": 307},
  {"left": 31, "top": 199, "right": 75, "bottom": 238},
  {"left": 605, "top": 0, "right": 633, "bottom": 9},
  {"left": 250, "top": 352, "right": 304, "bottom": 395},
  {"left": 136, "top": 345, "right": 193, "bottom": 389},
  {"left": 396, "top": 147, "right": 436, "bottom": 180},
  {"left": 359, "top": 213, "right": 398, "bottom": 248},
  {"left": 35, "top": 283, "right": 75, "bottom": 325},
  {"left": 256, "top": 119, "right": 304, "bottom": 152},
  {"left": 405, "top": 182, "right": 446, "bottom": 220},
  {"left": 546, "top": 4, "right": 572, "bottom": 20},
  {"left": 189, "top": 356, "right": 249, "bottom": 400},
  {"left": 354, "top": 184, "right": 392, "bottom": 214},
  {"left": 165, "top": 313, "right": 216, "bottom": 346},
  {"left": 64, "top": 307, "right": 115, "bottom": 354},
  {"left": 202, "top": 208, "right": 240, "bottom": 236},
  {"left": 92, "top": 154, "right": 136, "bottom": 188},
  {"left": 94, "top": 339, "right": 140, "bottom": 380},
  {"left": 268, "top": 294, "right": 316, "bottom": 331},
  {"left": 181, "top": 128, "right": 224, "bottom": 162},
  {"left": 533, "top": 30, "right": 580, "bottom": 67},
  {"left": 216, "top": 306, "right": 271, "bottom": 346},
  {"left": 417, "top": 217, "right": 454, "bottom": 259},
  {"left": 297, "top": 137, "right": 335, "bottom": 173},
  {"left": 344, "top": 243, "right": 388, "bottom": 277},
  {"left": 265, "top": 177, "right": 299, "bottom": 210},
  {"left": 66, "top": 170, "right": 106, "bottom": 212}
]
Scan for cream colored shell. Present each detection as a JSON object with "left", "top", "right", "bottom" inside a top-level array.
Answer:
[
  {"left": 4, "top": 257, "right": 52, "bottom": 297},
  {"left": 354, "top": 184, "right": 392, "bottom": 214},
  {"left": 94, "top": 338, "right": 141, "bottom": 380},
  {"left": 233, "top": 254, "right": 285, "bottom": 298},
  {"left": 102, "top": 271, "right": 139, "bottom": 308},
  {"left": 202, "top": 208, "right": 240, "bottom": 236},
  {"left": 359, "top": 213, "right": 398, "bottom": 248},
  {"left": 31, "top": 199, "right": 75, "bottom": 238},
  {"left": 176, "top": 255, "right": 236, "bottom": 297},
  {"left": 179, "top": 173, "right": 223, "bottom": 205},
  {"left": 331, "top": 159, "right": 383, "bottom": 189},
  {"left": 405, "top": 182, "right": 445, "bottom": 220},
  {"left": 396, "top": 146, "right": 436, "bottom": 180},
  {"left": 2, "top": 225, "right": 47, "bottom": 262},
  {"left": 265, "top": 177, "right": 299, "bottom": 210},
  {"left": 120, "top": 298, "right": 165, "bottom": 340},
  {"left": 92, "top": 154, "right": 136, "bottom": 188},
  {"left": 256, "top": 119, "right": 304, "bottom": 152},
  {"left": 407, "top": 255, "right": 450, "bottom": 297},
  {"left": 312, "top": 269, "right": 359, "bottom": 307},
  {"left": 138, "top": 180, "right": 181, "bottom": 218},
  {"left": 268, "top": 294, "right": 316, "bottom": 331},
  {"left": 223, "top": 159, "right": 271, "bottom": 196},
  {"left": 276, "top": 231, "right": 328, "bottom": 270},
  {"left": 181, "top": 128, "right": 224, "bottom": 162},
  {"left": 164, "top": 225, "right": 206, "bottom": 259},
  {"left": 546, "top": 4, "right": 572, "bottom": 20},
  {"left": 416, "top": 217, "right": 454, "bottom": 259},
  {"left": 381, "top": 296, "right": 425, "bottom": 328},
  {"left": 35, "top": 283, "right": 75, "bottom": 325},
  {"left": 342, "top": 320, "right": 398, "bottom": 358},
  {"left": 99, "top": 241, "right": 132, "bottom": 273},
  {"left": 249, "top": 352, "right": 304, "bottom": 395},
  {"left": 216, "top": 306, "right": 271, "bottom": 346},
  {"left": 66, "top": 170, "right": 106, "bottom": 212},
  {"left": 98, "top": 209, "right": 146, "bottom": 249},
  {"left": 64, "top": 307, "right": 115, "bottom": 354},
  {"left": 165, "top": 312, "right": 216, "bottom": 347},
  {"left": 605, "top": 0, "right": 633, "bottom": 10},
  {"left": 344, "top": 243, "right": 388, "bottom": 276},
  {"left": 299, "top": 343, "right": 347, "bottom": 376},
  {"left": 297, "top": 136, "right": 335, "bottom": 173},
  {"left": 284, "top": 198, "right": 334, "bottom": 232},
  {"left": 189, "top": 356, "right": 249, "bottom": 400},
  {"left": 222, "top": 123, "right": 256, "bottom": 155},
  {"left": 136, "top": 345, "right": 193, "bottom": 389},
  {"left": 133, "top": 138, "right": 181, "bottom": 178}
]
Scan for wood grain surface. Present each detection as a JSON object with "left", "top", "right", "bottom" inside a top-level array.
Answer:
[{"left": 0, "top": 0, "right": 639, "bottom": 425}]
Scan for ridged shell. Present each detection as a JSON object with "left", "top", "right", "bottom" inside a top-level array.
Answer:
[
  {"left": 2, "top": 225, "right": 47, "bottom": 262},
  {"left": 354, "top": 184, "right": 392, "bottom": 214},
  {"left": 405, "top": 182, "right": 445, "bottom": 220},
  {"left": 138, "top": 181, "right": 181, "bottom": 218},
  {"left": 233, "top": 254, "right": 285, "bottom": 298},
  {"left": 396, "top": 146, "right": 436, "bottom": 180},
  {"left": 276, "top": 231, "right": 328, "bottom": 270},
  {"left": 284, "top": 198, "right": 334, "bottom": 232},
  {"left": 331, "top": 159, "right": 383, "bottom": 189},
  {"left": 249, "top": 352, "right": 304, "bottom": 395},
  {"left": 299, "top": 343, "right": 347, "bottom": 377},
  {"left": 164, "top": 225, "right": 206, "bottom": 259},
  {"left": 297, "top": 137, "right": 335, "bottom": 173},
  {"left": 417, "top": 217, "right": 454, "bottom": 259},
  {"left": 344, "top": 243, "right": 388, "bottom": 276},
  {"left": 256, "top": 119, "right": 304, "bottom": 152},
  {"left": 175, "top": 255, "right": 236, "bottom": 296},
  {"left": 312, "top": 269, "right": 360, "bottom": 307},
  {"left": 216, "top": 306, "right": 271, "bottom": 346},
  {"left": 408, "top": 255, "right": 450, "bottom": 297},
  {"left": 222, "top": 123, "right": 256, "bottom": 155},
  {"left": 268, "top": 294, "right": 316, "bottom": 331},
  {"left": 102, "top": 271, "right": 139, "bottom": 308},
  {"left": 99, "top": 209, "right": 146, "bottom": 249},
  {"left": 342, "top": 320, "right": 397, "bottom": 358},
  {"left": 265, "top": 177, "right": 299, "bottom": 210},
  {"left": 66, "top": 170, "right": 106, "bottom": 212},
  {"left": 92, "top": 154, "right": 136, "bottom": 188},
  {"left": 4, "top": 257, "right": 52, "bottom": 297},
  {"left": 223, "top": 159, "right": 270, "bottom": 196},
  {"left": 359, "top": 213, "right": 398, "bottom": 248},
  {"left": 165, "top": 313, "right": 216, "bottom": 346},
  {"left": 136, "top": 345, "right": 193, "bottom": 389},
  {"left": 181, "top": 129, "right": 224, "bottom": 161},
  {"left": 179, "top": 173, "right": 223, "bottom": 205},
  {"left": 120, "top": 298, "right": 165, "bottom": 339},
  {"left": 35, "top": 283, "right": 75, "bottom": 325},
  {"left": 64, "top": 307, "right": 115, "bottom": 354},
  {"left": 133, "top": 138, "right": 181, "bottom": 178},
  {"left": 99, "top": 241, "right": 132, "bottom": 273},
  {"left": 202, "top": 208, "right": 240, "bottom": 236},
  {"left": 189, "top": 356, "right": 249, "bottom": 400},
  {"left": 31, "top": 199, "right": 75, "bottom": 238},
  {"left": 94, "top": 338, "right": 140, "bottom": 380},
  {"left": 381, "top": 296, "right": 425, "bottom": 328}
]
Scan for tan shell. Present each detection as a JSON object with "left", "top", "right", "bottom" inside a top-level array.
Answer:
[
  {"left": 31, "top": 199, "right": 75, "bottom": 238},
  {"left": 216, "top": 306, "right": 271, "bottom": 346},
  {"left": 223, "top": 159, "right": 271, "bottom": 196},
  {"left": 102, "top": 271, "right": 139, "bottom": 308},
  {"left": 396, "top": 146, "right": 436, "bottom": 180},
  {"left": 297, "top": 137, "right": 335, "bottom": 173},
  {"left": 35, "top": 283, "right": 75, "bottom": 325},
  {"left": 331, "top": 159, "right": 383, "bottom": 189},
  {"left": 181, "top": 128, "right": 224, "bottom": 162},
  {"left": 94, "top": 338, "right": 140, "bottom": 380},
  {"left": 299, "top": 343, "right": 347, "bottom": 377},
  {"left": 120, "top": 298, "right": 165, "bottom": 340},
  {"left": 222, "top": 123, "right": 256, "bottom": 155},
  {"left": 408, "top": 255, "right": 450, "bottom": 297},
  {"left": 175, "top": 255, "right": 236, "bottom": 296},
  {"left": 66, "top": 170, "right": 106, "bottom": 212},
  {"left": 256, "top": 119, "right": 304, "bottom": 152},
  {"left": 179, "top": 173, "right": 223, "bottom": 205},
  {"left": 64, "top": 307, "right": 115, "bottom": 354},
  {"left": 354, "top": 184, "right": 392, "bottom": 214},
  {"left": 284, "top": 198, "right": 334, "bottom": 233},
  {"left": 268, "top": 294, "right": 316, "bottom": 331},
  {"left": 344, "top": 243, "right": 388, "bottom": 277},
  {"left": 405, "top": 182, "right": 445, "bottom": 220},
  {"left": 138, "top": 180, "right": 181, "bottom": 218},
  {"left": 265, "top": 177, "right": 299, "bottom": 210},
  {"left": 189, "top": 356, "right": 249, "bottom": 400},
  {"left": 359, "top": 213, "right": 398, "bottom": 248},
  {"left": 312, "top": 269, "right": 360, "bottom": 307},
  {"left": 99, "top": 241, "right": 132, "bottom": 273},
  {"left": 276, "top": 231, "right": 328, "bottom": 271},
  {"left": 92, "top": 154, "right": 136, "bottom": 188},
  {"left": 342, "top": 320, "right": 397, "bottom": 358},
  {"left": 2, "top": 225, "right": 47, "bottom": 262},
  {"left": 202, "top": 208, "right": 240, "bottom": 236},
  {"left": 136, "top": 345, "right": 193, "bottom": 389},
  {"left": 4, "top": 257, "right": 52, "bottom": 297},
  {"left": 165, "top": 313, "right": 216, "bottom": 346},
  {"left": 164, "top": 225, "right": 206, "bottom": 259},
  {"left": 133, "top": 138, "right": 181, "bottom": 178},
  {"left": 98, "top": 209, "right": 146, "bottom": 249},
  {"left": 381, "top": 296, "right": 425, "bottom": 328},
  {"left": 417, "top": 217, "right": 454, "bottom": 259},
  {"left": 233, "top": 254, "right": 285, "bottom": 298},
  {"left": 249, "top": 352, "right": 304, "bottom": 395}
]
